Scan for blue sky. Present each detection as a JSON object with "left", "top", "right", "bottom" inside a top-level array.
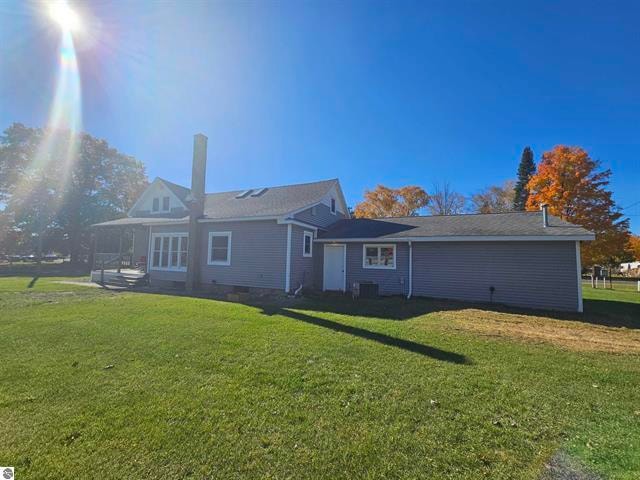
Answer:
[{"left": 1, "top": 0, "right": 639, "bottom": 231}]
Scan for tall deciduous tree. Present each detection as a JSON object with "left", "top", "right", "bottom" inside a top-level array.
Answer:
[
  {"left": 513, "top": 146, "right": 536, "bottom": 211},
  {"left": 0, "top": 123, "right": 148, "bottom": 262},
  {"left": 353, "top": 185, "right": 429, "bottom": 218},
  {"left": 471, "top": 180, "right": 515, "bottom": 214},
  {"left": 427, "top": 182, "right": 466, "bottom": 215},
  {"left": 628, "top": 235, "right": 640, "bottom": 261},
  {"left": 526, "top": 145, "right": 630, "bottom": 267}
]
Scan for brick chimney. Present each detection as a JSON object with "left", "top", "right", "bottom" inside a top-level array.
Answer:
[{"left": 186, "top": 133, "right": 207, "bottom": 292}]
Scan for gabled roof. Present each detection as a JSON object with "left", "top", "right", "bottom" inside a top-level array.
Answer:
[
  {"left": 160, "top": 178, "right": 191, "bottom": 204},
  {"left": 95, "top": 179, "right": 342, "bottom": 227},
  {"left": 317, "top": 212, "right": 594, "bottom": 241},
  {"left": 201, "top": 179, "right": 340, "bottom": 220}
]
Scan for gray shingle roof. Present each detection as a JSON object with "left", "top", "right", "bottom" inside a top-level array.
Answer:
[
  {"left": 201, "top": 179, "right": 338, "bottom": 219},
  {"left": 93, "top": 179, "right": 338, "bottom": 227},
  {"left": 318, "top": 212, "right": 594, "bottom": 240}
]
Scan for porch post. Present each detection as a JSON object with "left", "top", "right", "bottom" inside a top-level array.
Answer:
[{"left": 117, "top": 227, "right": 124, "bottom": 273}]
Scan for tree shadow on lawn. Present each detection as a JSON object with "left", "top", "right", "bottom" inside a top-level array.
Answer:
[
  {"left": 259, "top": 304, "right": 472, "bottom": 365},
  {"left": 294, "top": 293, "right": 640, "bottom": 330}
]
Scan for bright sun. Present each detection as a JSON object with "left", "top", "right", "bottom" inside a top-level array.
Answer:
[{"left": 49, "top": 1, "right": 81, "bottom": 32}]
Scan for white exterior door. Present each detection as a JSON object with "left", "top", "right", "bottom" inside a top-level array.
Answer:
[{"left": 323, "top": 244, "right": 345, "bottom": 291}]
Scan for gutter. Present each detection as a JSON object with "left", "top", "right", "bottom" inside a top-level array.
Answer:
[{"left": 315, "top": 234, "right": 595, "bottom": 243}]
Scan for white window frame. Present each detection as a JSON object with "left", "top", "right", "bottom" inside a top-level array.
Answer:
[
  {"left": 161, "top": 196, "right": 170, "bottom": 212},
  {"left": 330, "top": 198, "right": 336, "bottom": 215},
  {"left": 152, "top": 197, "right": 160, "bottom": 212},
  {"left": 208, "top": 231, "right": 232, "bottom": 266},
  {"left": 150, "top": 232, "right": 188, "bottom": 271},
  {"left": 303, "top": 231, "right": 313, "bottom": 257},
  {"left": 362, "top": 244, "right": 396, "bottom": 270}
]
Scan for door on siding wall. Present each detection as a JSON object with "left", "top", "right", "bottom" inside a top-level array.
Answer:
[{"left": 323, "top": 244, "right": 345, "bottom": 291}]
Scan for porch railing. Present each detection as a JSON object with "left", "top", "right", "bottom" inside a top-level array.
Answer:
[{"left": 93, "top": 253, "right": 136, "bottom": 272}]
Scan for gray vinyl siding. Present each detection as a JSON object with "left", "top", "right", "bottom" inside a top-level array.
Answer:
[
  {"left": 132, "top": 226, "right": 149, "bottom": 263},
  {"left": 199, "top": 220, "right": 288, "bottom": 290},
  {"left": 294, "top": 203, "right": 345, "bottom": 228},
  {"left": 345, "top": 242, "right": 410, "bottom": 296},
  {"left": 411, "top": 241, "right": 578, "bottom": 311},
  {"left": 147, "top": 223, "right": 189, "bottom": 285},
  {"left": 290, "top": 225, "right": 315, "bottom": 290}
]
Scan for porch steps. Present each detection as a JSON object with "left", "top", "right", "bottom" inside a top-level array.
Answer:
[{"left": 90, "top": 269, "right": 149, "bottom": 289}]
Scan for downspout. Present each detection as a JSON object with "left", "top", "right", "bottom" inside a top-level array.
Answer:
[
  {"left": 285, "top": 223, "right": 292, "bottom": 293},
  {"left": 576, "top": 240, "right": 583, "bottom": 313},
  {"left": 407, "top": 241, "right": 413, "bottom": 299}
]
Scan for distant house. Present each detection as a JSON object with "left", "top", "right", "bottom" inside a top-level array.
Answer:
[
  {"left": 93, "top": 134, "right": 594, "bottom": 312},
  {"left": 620, "top": 261, "right": 640, "bottom": 273}
]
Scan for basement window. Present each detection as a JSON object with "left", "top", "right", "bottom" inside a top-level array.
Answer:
[{"left": 363, "top": 244, "right": 396, "bottom": 270}]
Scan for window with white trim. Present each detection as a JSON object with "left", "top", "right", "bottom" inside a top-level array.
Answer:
[
  {"left": 151, "top": 233, "right": 188, "bottom": 271},
  {"left": 363, "top": 244, "right": 396, "bottom": 269},
  {"left": 330, "top": 198, "right": 336, "bottom": 214},
  {"left": 152, "top": 197, "right": 160, "bottom": 212},
  {"left": 208, "top": 232, "right": 231, "bottom": 265},
  {"left": 303, "top": 231, "right": 313, "bottom": 257},
  {"left": 162, "top": 196, "right": 170, "bottom": 211}
]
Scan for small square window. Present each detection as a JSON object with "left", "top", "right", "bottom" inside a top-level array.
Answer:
[{"left": 363, "top": 244, "right": 396, "bottom": 269}]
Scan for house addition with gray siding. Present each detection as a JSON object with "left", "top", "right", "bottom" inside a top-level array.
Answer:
[{"left": 93, "top": 134, "right": 595, "bottom": 312}]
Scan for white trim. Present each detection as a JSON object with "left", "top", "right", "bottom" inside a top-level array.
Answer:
[
  {"left": 362, "top": 244, "right": 397, "bottom": 270},
  {"left": 147, "top": 225, "right": 153, "bottom": 272},
  {"left": 330, "top": 197, "right": 336, "bottom": 215},
  {"left": 407, "top": 241, "right": 413, "bottom": 299},
  {"left": 127, "top": 178, "right": 188, "bottom": 217},
  {"left": 149, "top": 232, "right": 189, "bottom": 271},
  {"left": 199, "top": 215, "right": 279, "bottom": 223},
  {"left": 316, "top": 234, "right": 595, "bottom": 243},
  {"left": 277, "top": 218, "right": 319, "bottom": 231},
  {"left": 303, "top": 230, "right": 313, "bottom": 257},
  {"left": 285, "top": 224, "right": 292, "bottom": 292},
  {"left": 207, "top": 231, "right": 232, "bottom": 266},
  {"left": 322, "top": 243, "right": 346, "bottom": 292},
  {"left": 576, "top": 241, "right": 583, "bottom": 313}
]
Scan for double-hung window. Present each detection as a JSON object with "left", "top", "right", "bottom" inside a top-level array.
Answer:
[
  {"left": 152, "top": 197, "right": 160, "bottom": 212},
  {"left": 151, "top": 233, "right": 188, "bottom": 271},
  {"left": 208, "top": 232, "right": 231, "bottom": 266},
  {"left": 303, "top": 231, "right": 313, "bottom": 257},
  {"left": 162, "top": 196, "right": 170, "bottom": 211},
  {"left": 363, "top": 244, "right": 396, "bottom": 269}
]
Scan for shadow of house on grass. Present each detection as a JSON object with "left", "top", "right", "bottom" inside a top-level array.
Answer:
[{"left": 260, "top": 305, "right": 472, "bottom": 365}]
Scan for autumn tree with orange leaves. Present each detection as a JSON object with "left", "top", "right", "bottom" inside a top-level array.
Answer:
[
  {"left": 526, "top": 145, "right": 630, "bottom": 267},
  {"left": 353, "top": 185, "right": 429, "bottom": 218},
  {"left": 628, "top": 235, "right": 640, "bottom": 261}
]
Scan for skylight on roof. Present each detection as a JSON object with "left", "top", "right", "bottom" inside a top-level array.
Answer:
[
  {"left": 235, "top": 190, "right": 253, "bottom": 199},
  {"left": 250, "top": 188, "right": 268, "bottom": 197}
]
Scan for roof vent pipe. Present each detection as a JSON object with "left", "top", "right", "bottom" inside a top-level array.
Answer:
[{"left": 541, "top": 204, "right": 549, "bottom": 228}]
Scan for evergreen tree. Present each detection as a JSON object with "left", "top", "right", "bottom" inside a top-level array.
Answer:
[{"left": 513, "top": 146, "right": 536, "bottom": 211}]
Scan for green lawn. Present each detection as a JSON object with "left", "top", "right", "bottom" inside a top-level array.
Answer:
[{"left": 1, "top": 276, "right": 639, "bottom": 479}]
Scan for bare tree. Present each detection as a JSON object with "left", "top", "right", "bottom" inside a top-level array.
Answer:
[
  {"left": 471, "top": 180, "right": 516, "bottom": 214},
  {"left": 427, "top": 182, "right": 466, "bottom": 215}
]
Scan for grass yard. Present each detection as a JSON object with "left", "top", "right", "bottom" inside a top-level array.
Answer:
[{"left": 0, "top": 275, "right": 639, "bottom": 479}]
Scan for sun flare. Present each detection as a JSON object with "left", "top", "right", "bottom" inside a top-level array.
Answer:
[{"left": 48, "top": 1, "right": 81, "bottom": 32}]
